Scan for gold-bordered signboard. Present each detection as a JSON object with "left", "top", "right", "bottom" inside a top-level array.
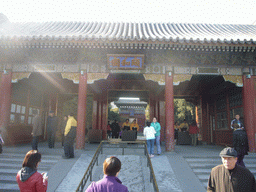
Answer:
[{"left": 107, "top": 54, "right": 144, "bottom": 70}]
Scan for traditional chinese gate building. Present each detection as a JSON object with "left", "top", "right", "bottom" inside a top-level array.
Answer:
[{"left": 1, "top": 14, "right": 256, "bottom": 151}]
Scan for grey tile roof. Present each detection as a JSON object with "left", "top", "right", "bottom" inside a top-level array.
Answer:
[{"left": 0, "top": 21, "right": 256, "bottom": 44}]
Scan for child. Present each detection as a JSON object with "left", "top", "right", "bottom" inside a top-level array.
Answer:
[
  {"left": 0, "top": 130, "right": 4, "bottom": 153},
  {"left": 143, "top": 121, "right": 156, "bottom": 157}
]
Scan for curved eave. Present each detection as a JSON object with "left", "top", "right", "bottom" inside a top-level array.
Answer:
[{"left": 1, "top": 22, "right": 256, "bottom": 49}]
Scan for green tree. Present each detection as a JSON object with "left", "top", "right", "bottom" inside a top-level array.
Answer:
[
  {"left": 63, "top": 96, "right": 78, "bottom": 118},
  {"left": 174, "top": 99, "right": 195, "bottom": 124},
  {"left": 108, "top": 105, "right": 120, "bottom": 121}
]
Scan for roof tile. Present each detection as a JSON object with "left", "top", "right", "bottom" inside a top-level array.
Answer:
[{"left": 1, "top": 21, "right": 256, "bottom": 44}]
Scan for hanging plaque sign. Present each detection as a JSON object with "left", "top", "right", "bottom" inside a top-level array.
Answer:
[{"left": 107, "top": 54, "right": 144, "bottom": 70}]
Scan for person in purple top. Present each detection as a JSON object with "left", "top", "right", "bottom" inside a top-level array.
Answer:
[{"left": 85, "top": 156, "right": 128, "bottom": 192}]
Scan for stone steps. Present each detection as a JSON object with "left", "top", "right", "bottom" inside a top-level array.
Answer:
[{"left": 0, "top": 153, "right": 60, "bottom": 191}]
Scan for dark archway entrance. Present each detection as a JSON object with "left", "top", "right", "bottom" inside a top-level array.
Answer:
[{"left": 174, "top": 75, "right": 242, "bottom": 145}]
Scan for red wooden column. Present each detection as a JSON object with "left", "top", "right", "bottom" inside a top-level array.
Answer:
[
  {"left": 243, "top": 75, "right": 255, "bottom": 152},
  {"left": 165, "top": 72, "right": 175, "bottom": 151},
  {"left": 0, "top": 71, "right": 12, "bottom": 138},
  {"left": 101, "top": 93, "right": 108, "bottom": 140},
  {"left": 76, "top": 72, "right": 87, "bottom": 149}
]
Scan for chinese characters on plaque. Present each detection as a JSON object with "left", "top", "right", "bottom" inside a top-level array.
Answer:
[{"left": 108, "top": 54, "right": 144, "bottom": 70}]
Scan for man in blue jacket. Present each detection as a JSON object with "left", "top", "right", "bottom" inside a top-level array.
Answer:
[{"left": 151, "top": 117, "right": 161, "bottom": 155}]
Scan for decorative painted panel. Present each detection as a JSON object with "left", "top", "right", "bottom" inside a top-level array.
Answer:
[
  {"left": 226, "top": 68, "right": 242, "bottom": 75},
  {"left": 143, "top": 74, "right": 165, "bottom": 85},
  {"left": 62, "top": 64, "right": 79, "bottom": 72},
  {"left": 87, "top": 73, "right": 109, "bottom": 84},
  {"left": 33, "top": 64, "right": 56, "bottom": 72},
  {"left": 173, "top": 74, "right": 192, "bottom": 85},
  {"left": 12, "top": 73, "right": 31, "bottom": 83},
  {"left": 197, "top": 67, "right": 219, "bottom": 75},
  {"left": 174, "top": 67, "right": 191, "bottom": 74},
  {"left": 61, "top": 73, "right": 80, "bottom": 84},
  {"left": 89, "top": 64, "right": 107, "bottom": 73},
  {"left": 107, "top": 54, "right": 144, "bottom": 70},
  {"left": 223, "top": 76, "right": 243, "bottom": 87},
  {"left": 12, "top": 65, "right": 28, "bottom": 72},
  {"left": 145, "top": 64, "right": 165, "bottom": 74}
]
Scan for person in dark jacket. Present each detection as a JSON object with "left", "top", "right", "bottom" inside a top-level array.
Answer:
[
  {"left": 60, "top": 115, "right": 68, "bottom": 146},
  {"left": 16, "top": 150, "right": 48, "bottom": 192},
  {"left": 85, "top": 156, "right": 128, "bottom": 192},
  {"left": 107, "top": 121, "right": 112, "bottom": 138},
  {"left": 31, "top": 110, "right": 42, "bottom": 150},
  {"left": 207, "top": 147, "right": 255, "bottom": 192},
  {"left": 46, "top": 111, "right": 58, "bottom": 148},
  {"left": 232, "top": 123, "right": 249, "bottom": 167},
  {"left": 111, "top": 120, "right": 120, "bottom": 139}
]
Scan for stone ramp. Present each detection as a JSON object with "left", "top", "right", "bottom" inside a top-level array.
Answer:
[
  {"left": 56, "top": 153, "right": 184, "bottom": 192},
  {"left": 61, "top": 154, "right": 152, "bottom": 192},
  {"left": 111, "top": 155, "right": 147, "bottom": 192}
]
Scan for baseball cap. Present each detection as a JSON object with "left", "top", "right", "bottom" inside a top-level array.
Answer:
[{"left": 219, "top": 147, "right": 237, "bottom": 157}]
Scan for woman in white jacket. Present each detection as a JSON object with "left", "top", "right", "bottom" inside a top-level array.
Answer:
[{"left": 143, "top": 121, "right": 156, "bottom": 157}]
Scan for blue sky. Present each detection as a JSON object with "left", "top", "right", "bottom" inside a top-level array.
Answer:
[{"left": 1, "top": 0, "right": 256, "bottom": 24}]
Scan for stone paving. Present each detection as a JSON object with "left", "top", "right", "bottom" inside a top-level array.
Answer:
[{"left": 55, "top": 154, "right": 94, "bottom": 192}]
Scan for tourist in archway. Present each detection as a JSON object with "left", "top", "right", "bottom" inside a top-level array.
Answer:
[
  {"left": 232, "top": 124, "right": 249, "bottom": 167},
  {"left": 107, "top": 121, "right": 112, "bottom": 139},
  {"left": 130, "top": 119, "right": 139, "bottom": 137},
  {"left": 231, "top": 114, "right": 244, "bottom": 131},
  {"left": 189, "top": 120, "right": 199, "bottom": 146},
  {"left": 111, "top": 120, "right": 120, "bottom": 139},
  {"left": 60, "top": 115, "right": 68, "bottom": 146},
  {"left": 231, "top": 114, "right": 248, "bottom": 167},
  {"left": 46, "top": 111, "right": 58, "bottom": 148},
  {"left": 144, "top": 121, "right": 156, "bottom": 157},
  {"left": 122, "top": 119, "right": 130, "bottom": 131},
  {"left": 63, "top": 113, "right": 77, "bottom": 159},
  {"left": 151, "top": 117, "right": 161, "bottom": 155},
  {"left": 31, "top": 110, "right": 42, "bottom": 150},
  {"left": 174, "top": 121, "right": 180, "bottom": 143},
  {"left": 180, "top": 119, "right": 189, "bottom": 132}
]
